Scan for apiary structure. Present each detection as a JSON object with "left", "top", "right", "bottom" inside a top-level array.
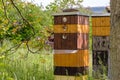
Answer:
[
  {"left": 53, "top": 11, "right": 89, "bottom": 80},
  {"left": 92, "top": 13, "right": 110, "bottom": 76}
]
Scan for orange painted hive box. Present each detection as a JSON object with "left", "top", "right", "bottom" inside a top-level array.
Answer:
[
  {"left": 92, "top": 14, "right": 110, "bottom": 36},
  {"left": 54, "top": 50, "right": 89, "bottom": 76}
]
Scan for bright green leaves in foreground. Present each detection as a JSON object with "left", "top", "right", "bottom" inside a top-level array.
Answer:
[{"left": 0, "top": 0, "right": 53, "bottom": 52}]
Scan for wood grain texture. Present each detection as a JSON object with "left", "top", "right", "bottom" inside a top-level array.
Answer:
[
  {"left": 54, "top": 25, "right": 89, "bottom": 33},
  {"left": 54, "top": 75, "right": 88, "bottom": 80},
  {"left": 92, "top": 50, "right": 108, "bottom": 76},
  {"left": 92, "top": 36, "right": 110, "bottom": 50},
  {"left": 54, "top": 33, "right": 89, "bottom": 50},
  {"left": 54, "top": 66, "right": 88, "bottom": 76},
  {"left": 54, "top": 50, "right": 89, "bottom": 67},
  {"left": 54, "top": 33, "right": 77, "bottom": 49},
  {"left": 54, "top": 15, "right": 89, "bottom": 25},
  {"left": 92, "top": 27, "right": 110, "bottom": 36},
  {"left": 92, "top": 17, "right": 110, "bottom": 27},
  {"left": 93, "top": 50, "right": 108, "bottom": 66},
  {"left": 77, "top": 33, "right": 89, "bottom": 50}
]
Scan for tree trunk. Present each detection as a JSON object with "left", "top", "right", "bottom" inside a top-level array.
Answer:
[{"left": 110, "top": 0, "right": 120, "bottom": 80}]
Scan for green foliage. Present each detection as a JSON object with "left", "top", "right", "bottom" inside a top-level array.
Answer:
[
  {"left": 0, "top": 44, "right": 53, "bottom": 80},
  {"left": 0, "top": 0, "right": 54, "bottom": 53},
  {"left": 5, "top": 50, "right": 53, "bottom": 80},
  {"left": 46, "top": 0, "right": 83, "bottom": 12},
  {"left": 46, "top": 0, "right": 92, "bottom": 15},
  {"left": 1, "top": 1, "right": 46, "bottom": 40}
]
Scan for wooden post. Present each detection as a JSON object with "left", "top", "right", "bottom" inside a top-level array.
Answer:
[
  {"left": 92, "top": 13, "right": 110, "bottom": 78},
  {"left": 53, "top": 11, "right": 89, "bottom": 80}
]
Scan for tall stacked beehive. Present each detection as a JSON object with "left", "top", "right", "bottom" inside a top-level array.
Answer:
[
  {"left": 92, "top": 13, "right": 110, "bottom": 75},
  {"left": 53, "top": 11, "right": 89, "bottom": 80}
]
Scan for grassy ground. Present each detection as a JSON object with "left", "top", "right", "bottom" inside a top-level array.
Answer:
[
  {"left": 0, "top": 44, "right": 109, "bottom": 80},
  {"left": 0, "top": 44, "right": 54, "bottom": 80}
]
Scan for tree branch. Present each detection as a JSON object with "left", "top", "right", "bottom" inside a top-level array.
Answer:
[
  {"left": 26, "top": 40, "right": 42, "bottom": 53},
  {"left": 10, "top": 0, "right": 35, "bottom": 36},
  {"left": 1, "top": 0, "right": 10, "bottom": 23},
  {"left": 7, "top": 42, "right": 23, "bottom": 55},
  {"left": 0, "top": 42, "right": 22, "bottom": 56}
]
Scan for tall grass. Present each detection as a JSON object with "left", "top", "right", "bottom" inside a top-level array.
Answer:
[{"left": 0, "top": 42, "right": 54, "bottom": 80}]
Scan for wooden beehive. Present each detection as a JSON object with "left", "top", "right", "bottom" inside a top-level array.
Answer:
[
  {"left": 93, "top": 50, "right": 108, "bottom": 66},
  {"left": 92, "top": 14, "right": 110, "bottom": 36},
  {"left": 54, "top": 12, "right": 89, "bottom": 50},
  {"left": 54, "top": 15, "right": 89, "bottom": 25},
  {"left": 92, "top": 36, "right": 110, "bottom": 51},
  {"left": 54, "top": 75, "right": 88, "bottom": 80},
  {"left": 54, "top": 50, "right": 89, "bottom": 67},
  {"left": 92, "top": 50, "right": 108, "bottom": 76},
  {"left": 53, "top": 12, "right": 89, "bottom": 80},
  {"left": 92, "top": 13, "right": 110, "bottom": 76},
  {"left": 54, "top": 33, "right": 88, "bottom": 50}
]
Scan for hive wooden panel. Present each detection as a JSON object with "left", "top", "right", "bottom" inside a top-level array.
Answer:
[
  {"left": 92, "top": 36, "right": 110, "bottom": 51},
  {"left": 54, "top": 33, "right": 89, "bottom": 50},
  {"left": 92, "top": 14, "right": 110, "bottom": 76},
  {"left": 54, "top": 75, "right": 88, "bottom": 80},
  {"left": 54, "top": 25, "right": 89, "bottom": 33},
  {"left": 54, "top": 50, "right": 89, "bottom": 67},
  {"left": 92, "top": 27, "right": 110, "bottom": 36},
  {"left": 92, "top": 17, "right": 110, "bottom": 27},
  {"left": 93, "top": 50, "right": 108, "bottom": 66},
  {"left": 92, "top": 50, "right": 108, "bottom": 75},
  {"left": 54, "top": 15, "right": 89, "bottom": 25},
  {"left": 54, "top": 66, "right": 88, "bottom": 76}
]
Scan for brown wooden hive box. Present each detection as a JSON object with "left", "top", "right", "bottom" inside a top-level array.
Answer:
[
  {"left": 54, "top": 15, "right": 89, "bottom": 25},
  {"left": 92, "top": 50, "right": 108, "bottom": 66},
  {"left": 54, "top": 33, "right": 88, "bottom": 50},
  {"left": 53, "top": 12, "right": 89, "bottom": 79},
  {"left": 53, "top": 12, "right": 89, "bottom": 50},
  {"left": 92, "top": 36, "right": 110, "bottom": 51},
  {"left": 92, "top": 50, "right": 108, "bottom": 75},
  {"left": 54, "top": 66, "right": 88, "bottom": 76}
]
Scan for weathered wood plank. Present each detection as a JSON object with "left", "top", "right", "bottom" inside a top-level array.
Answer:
[
  {"left": 93, "top": 50, "right": 108, "bottom": 66},
  {"left": 92, "top": 36, "right": 110, "bottom": 50},
  {"left": 92, "top": 50, "right": 109, "bottom": 77}
]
